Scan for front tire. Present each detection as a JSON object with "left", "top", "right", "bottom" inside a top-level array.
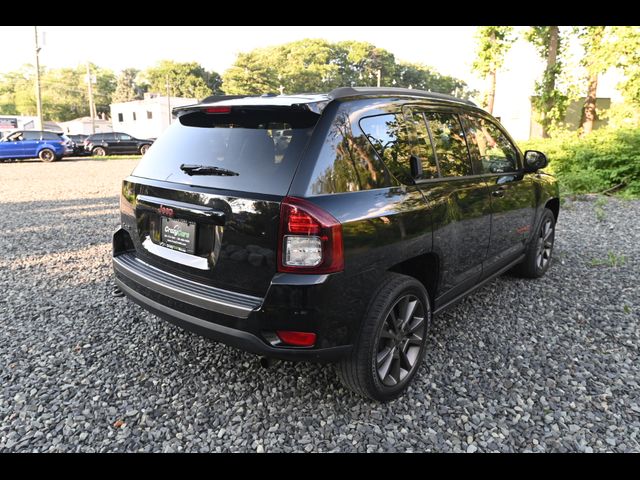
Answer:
[
  {"left": 513, "top": 208, "right": 556, "bottom": 278},
  {"left": 92, "top": 146, "right": 106, "bottom": 156},
  {"left": 338, "top": 273, "right": 431, "bottom": 401},
  {"left": 139, "top": 144, "right": 150, "bottom": 155},
  {"left": 38, "top": 148, "right": 55, "bottom": 162}
]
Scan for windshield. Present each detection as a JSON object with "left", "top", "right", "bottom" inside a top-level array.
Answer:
[{"left": 132, "top": 107, "right": 319, "bottom": 195}]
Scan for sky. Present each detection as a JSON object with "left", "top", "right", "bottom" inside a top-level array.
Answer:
[
  {"left": 1, "top": 25, "right": 623, "bottom": 139},
  {"left": 3, "top": 26, "right": 525, "bottom": 90}
]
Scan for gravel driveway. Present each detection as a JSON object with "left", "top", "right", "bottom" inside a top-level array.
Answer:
[{"left": 1, "top": 158, "right": 639, "bottom": 452}]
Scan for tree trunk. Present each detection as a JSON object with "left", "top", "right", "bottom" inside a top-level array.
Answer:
[
  {"left": 487, "top": 69, "right": 496, "bottom": 114},
  {"left": 581, "top": 73, "right": 598, "bottom": 135},
  {"left": 542, "top": 26, "right": 559, "bottom": 138}
]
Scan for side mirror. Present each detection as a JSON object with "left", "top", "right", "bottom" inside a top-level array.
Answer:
[
  {"left": 523, "top": 150, "right": 548, "bottom": 173},
  {"left": 409, "top": 154, "right": 423, "bottom": 180}
]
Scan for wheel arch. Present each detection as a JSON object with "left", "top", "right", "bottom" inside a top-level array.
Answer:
[
  {"left": 545, "top": 197, "right": 560, "bottom": 222},
  {"left": 388, "top": 252, "right": 439, "bottom": 305}
]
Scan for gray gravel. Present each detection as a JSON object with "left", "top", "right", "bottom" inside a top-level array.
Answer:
[{"left": 1, "top": 158, "right": 639, "bottom": 452}]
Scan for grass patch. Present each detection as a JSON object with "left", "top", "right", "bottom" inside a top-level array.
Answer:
[{"left": 589, "top": 251, "right": 627, "bottom": 268}]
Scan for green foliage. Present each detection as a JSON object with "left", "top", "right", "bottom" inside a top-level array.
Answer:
[
  {"left": 605, "top": 26, "right": 640, "bottom": 107},
  {"left": 589, "top": 251, "right": 626, "bottom": 268},
  {"left": 395, "top": 61, "right": 473, "bottom": 98},
  {"left": 113, "top": 68, "right": 144, "bottom": 103},
  {"left": 0, "top": 63, "right": 115, "bottom": 121},
  {"left": 521, "top": 127, "right": 640, "bottom": 197},
  {"left": 526, "top": 26, "right": 569, "bottom": 136},
  {"left": 141, "top": 60, "right": 222, "bottom": 100},
  {"left": 222, "top": 39, "right": 471, "bottom": 97},
  {"left": 472, "top": 26, "right": 514, "bottom": 77}
]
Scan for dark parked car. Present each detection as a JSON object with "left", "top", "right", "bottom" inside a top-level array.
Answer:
[
  {"left": 68, "top": 134, "right": 90, "bottom": 156},
  {"left": 0, "top": 130, "right": 68, "bottom": 162},
  {"left": 84, "top": 132, "right": 153, "bottom": 156},
  {"left": 112, "top": 87, "right": 559, "bottom": 401}
]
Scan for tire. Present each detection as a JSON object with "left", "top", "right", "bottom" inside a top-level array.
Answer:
[
  {"left": 38, "top": 148, "right": 55, "bottom": 162},
  {"left": 92, "top": 146, "right": 106, "bottom": 156},
  {"left": 139, "top": 144, "right": 150, "bottom": 155},
  {"left": 338, "top": 273, "right": 431, "bottom": 401},
  {"left": 513, "top": 208, "right": 556, "bottom": 278}
]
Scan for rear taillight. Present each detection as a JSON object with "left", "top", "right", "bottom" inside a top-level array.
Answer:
[{"left": 277, "top": 196, "right": 343, "bottom": 274}]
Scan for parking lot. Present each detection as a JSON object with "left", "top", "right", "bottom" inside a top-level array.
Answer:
[{"left": 1, "top": 158, "right": 639, "bottom": 452}]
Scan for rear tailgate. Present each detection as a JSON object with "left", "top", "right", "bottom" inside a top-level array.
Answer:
[{"left": 119, "top": 104, "right": 320, "bottom": 298}]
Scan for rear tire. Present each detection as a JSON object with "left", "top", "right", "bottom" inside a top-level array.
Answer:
[
  {"left": 513, "top": 208, "right": 556, "bottom": 278},
  {"left": 92, "top": 146, "right": 106, "bottom": 156},
  {"left": 338, "top": 273, "right": 431, "bottom": 401},
  {"left": 38, "top": 148, "right": 55, "bottom": 162}
]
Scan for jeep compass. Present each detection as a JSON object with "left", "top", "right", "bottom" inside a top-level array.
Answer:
[{"left": 113, "top": 87, "right": 559, "bottom": 401}]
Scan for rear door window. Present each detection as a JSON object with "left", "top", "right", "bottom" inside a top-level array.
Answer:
[
  {"left": 23, "top": 131, "right": 41, "bottom": 141},
  {"left": 360, "top": 112, "right": 437, "bottom": 184},
  {"left": 132, "top": 107, "right": 318, "bottom": 195},
  {"left": 42, "top": 132, "right": 61, "bottom": 140},
  {"left": 424, "top": 112, "right": 472, "bottom": 177}
]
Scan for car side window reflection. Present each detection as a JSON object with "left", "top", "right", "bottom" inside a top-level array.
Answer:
[
  {"left": 424, "top": 112, "right": 472, "bottom": 177},
  {"left": 465, "top": 115, "right": 518, "bottom": 174}
]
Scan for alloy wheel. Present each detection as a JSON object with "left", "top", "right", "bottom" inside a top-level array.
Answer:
[
  {"left": 536, "top": 218, "right": 554, "bottom": 270},
  {"left": 375, "top": 294, "right": 426, "bottom": 387}
]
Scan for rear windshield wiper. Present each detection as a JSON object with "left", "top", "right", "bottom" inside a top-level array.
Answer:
[{"left": 180, "top": 164, "right": 239, "bottom": 176}]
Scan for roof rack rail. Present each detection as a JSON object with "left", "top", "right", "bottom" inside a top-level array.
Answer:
[{"left": 327, "top": 87, "right": 475, "bottom": 106}]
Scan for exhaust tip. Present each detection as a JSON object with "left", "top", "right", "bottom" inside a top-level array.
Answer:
[{"left": 111, "top": 286, "right": 124, "bottom": 298}]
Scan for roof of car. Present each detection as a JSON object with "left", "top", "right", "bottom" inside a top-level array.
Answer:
[{"left": 178, "top": 87, "right": 475, "bottom": 115}]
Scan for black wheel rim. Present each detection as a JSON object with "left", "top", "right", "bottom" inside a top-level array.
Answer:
[
  {"left": 376, "top": 294, "right": 426, "bottom": 387},
  {"left": 41, "top": 150, "right": 53, "bottom": 161},
  {"left": 536, "top": 218, "right": 554, "bottom": 270}
]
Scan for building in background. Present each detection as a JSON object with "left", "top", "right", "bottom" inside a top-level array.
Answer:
[
  {"left": 110, "top": 93, "right": 196, "bottom": 139},
  {"left": 58, "top": 116, "right": 112, "bottom": 135},
  {"left": 528, "top": 97, "right": 611, "bottom": 139}
]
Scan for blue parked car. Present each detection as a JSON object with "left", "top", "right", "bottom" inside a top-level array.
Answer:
[{"left": 0, "top": 130, "right": 69, "bottom": 162}]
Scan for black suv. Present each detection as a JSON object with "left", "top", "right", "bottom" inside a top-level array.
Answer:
[
  {"left": 84, "top": 132, "right": 153, "bottom": 156},
  {"left": 112, "top": 87, "right": 559, "bottom": 401}
]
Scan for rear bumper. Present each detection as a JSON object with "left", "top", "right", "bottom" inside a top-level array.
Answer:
[{"left": 112, "top": 232, "right": 353, "bottom": 362}]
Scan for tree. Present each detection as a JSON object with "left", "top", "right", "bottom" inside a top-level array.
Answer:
[
  {"left": 142, "top": 60, "right": 222, "bottom": 100},
  {"left": 573, "top": 26, "right": 608, "bottom": 135},
  {"left": 472, "top": 26, "right": 514, "bottom": 114},
  {"left": 526, "top": 26, "right": 568, "bottom": 138},
  {"left": 0, "top": 63, "right": 115, "bottom": 121},
  {"left": 113, "top": 68, "right": 144, "bottom": 103},
  {"left": 606, "top": 26, "right": 640, "bottom": 107},
  {"left": 395, "top": 62, "right": 471, "bottom": 97},
  {"left": 222, "top": 39, "right": 470, "bottom": 97}
]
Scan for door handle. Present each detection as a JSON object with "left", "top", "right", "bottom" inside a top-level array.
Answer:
[{"left": 492, "top": 186, "right": 506, "bottom": 198}]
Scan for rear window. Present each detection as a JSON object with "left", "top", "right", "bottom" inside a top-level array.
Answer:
[{"left": 132, "top": 107, "right": 318, "bottom": 195}]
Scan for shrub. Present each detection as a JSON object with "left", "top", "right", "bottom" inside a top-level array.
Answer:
[{"left": 519, "top": 127, "right": 640, "bottom": 197}]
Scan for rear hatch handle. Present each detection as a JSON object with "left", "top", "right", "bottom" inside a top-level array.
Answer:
[{"left": 136, "top": 194, "right": 225, "bottom": 226}]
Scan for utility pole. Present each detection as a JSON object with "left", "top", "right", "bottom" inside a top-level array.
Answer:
[
  {"left": 166, "top": 76, "right": 172, "bottom": 125},
  {"left": 34, "top": 26, "right": 44, "bottom": 131},
  {"left": 86, "top": 62, "right": 96, "bottom": 134},
  {"left": 376, "top": 69, "right": 381, "bottom": 88}
]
